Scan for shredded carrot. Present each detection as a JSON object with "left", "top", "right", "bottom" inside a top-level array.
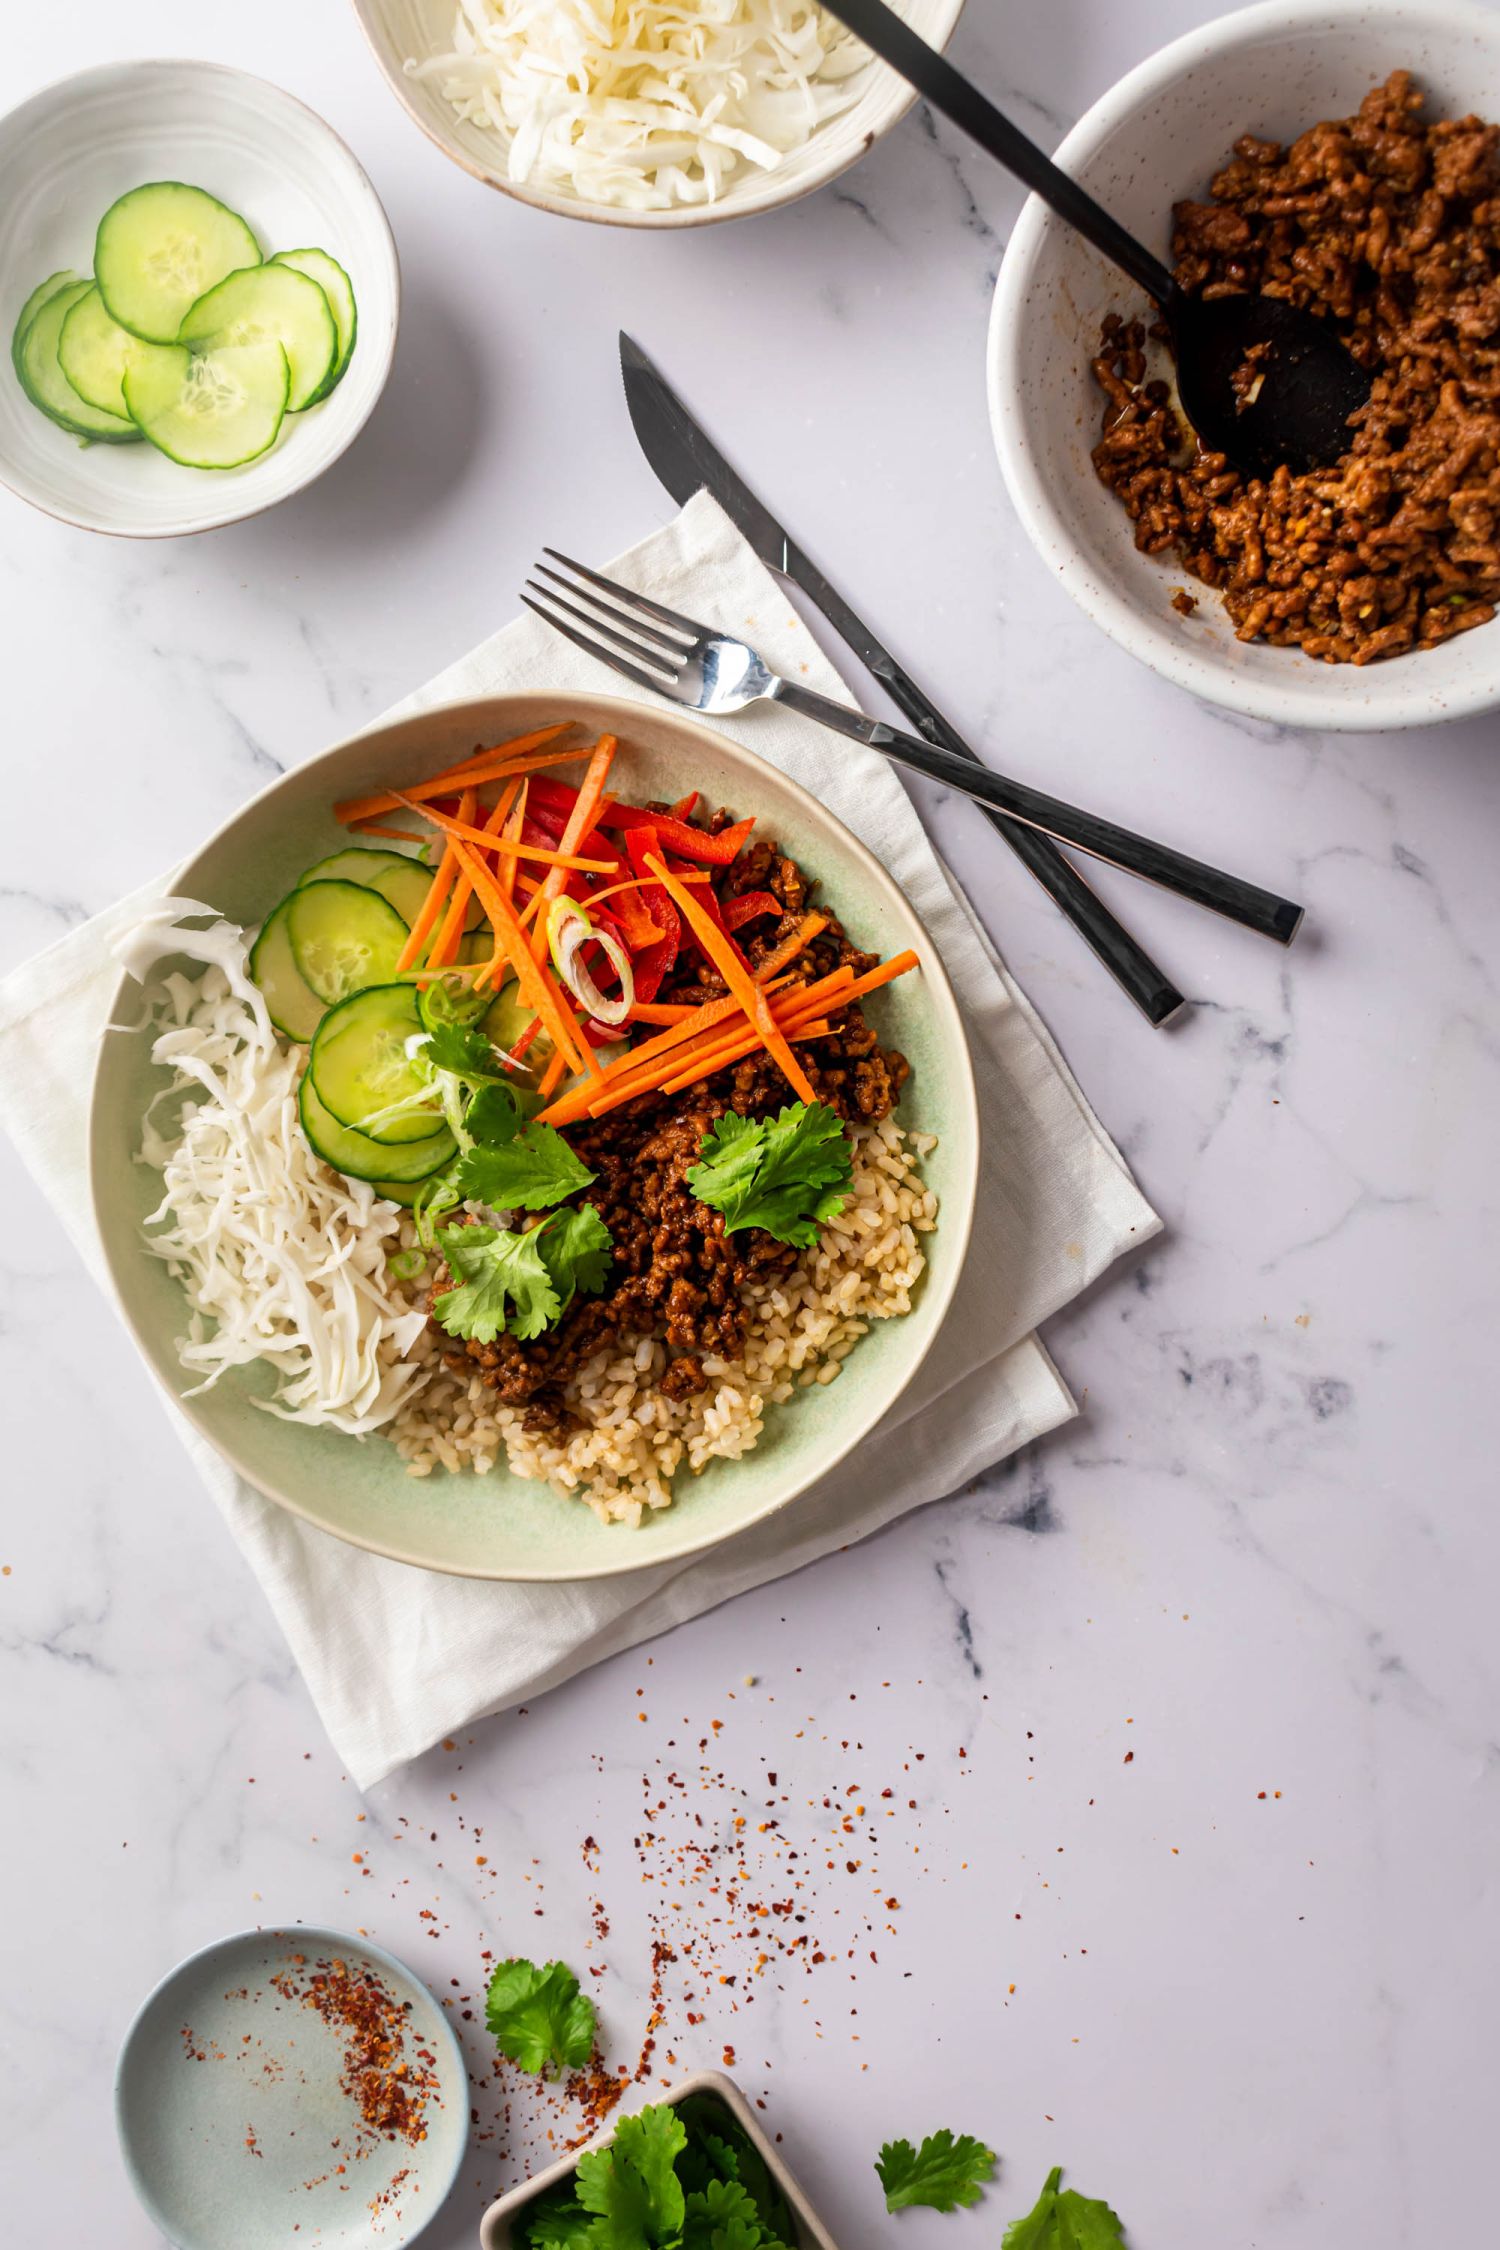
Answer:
[
  {"left": 422, "top": 724, "right": 570, "bottom": 790},
  {"left": 526, "top": 738, "right": 618, "bottom": 966},
  {"left": 433, "top": 781, "right": 519, "bottom": 969},
  {"left": 448, "top": 838, "right": 588, "bottom": 1074},
  {"left": 394, "top": 788, "right": 477, "bottom": 975},
  {"left": 647, "top": 854, "right": 814, "bottom": 1103},
  {"left": 537, "top": 1049, "right": 568, "bottom": 1099},
  {"left": 535, "top": 978, "right": 800, "bottom": 1126},
  {"left": 752, "top": 912, "right": 830, "bottom": 979},
  {"left": 333, "top": 737, "right": 586, "bottom": 827},
  {"left": 626, "top": 1001, "right": 700, "bottom": 1025},
  {"left": 389, "top": 793, "right": 614, "bottom": 875},
  {"left": 578, "top": 974, "right": 848, "bottom": 1119}
]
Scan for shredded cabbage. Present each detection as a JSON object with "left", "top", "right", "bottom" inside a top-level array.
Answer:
[
  {"left": 409, "top": 0, "right": 878, "bottom": 211},
  {"left": 116, "top": 904, "right": 430, "bottom": 1437}
]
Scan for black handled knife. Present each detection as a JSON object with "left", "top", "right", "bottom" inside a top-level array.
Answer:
[{"left": 619, "top": 332, "right": 1184, "bottom": 1028}]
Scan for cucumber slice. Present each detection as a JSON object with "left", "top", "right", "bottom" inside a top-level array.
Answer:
[
  {"left": 15, "top": 279, "right": 141, "bottom": 442},
  {"left": 58, "top": 284, "right": 140, "bottom": 420},
  {"left": 12, "top": 269, "right": 79, "bottom": 363},
  {"left": 249, "top": 893, "right": 325, "bottom": 1043},
  {"left": 179, "top": 263, "right": 336, "bottom": 414},
  {"left": 480, "top": 978, "right": 555, "bottom": 1068},
  {"left": 286, "top": 878, "right": 409, "bottom": 1007},
  {"left": 299, "top": 1071, "right": 455, "bottom": 1185},
  {"left": 271, "top": 248, "right": 356, "bottom": 403},
  {"left": 372, "top": 1178, "right": 425, "bottom": 1209},
  {"left": 311, "top": 984, "right": 442, "bottom": 1143},
  {"left": 95, "top": 181, "right": 261, "bottom": 344},
  {"left": 123, "top": 339, "right": 288, "bottom": 469},
  {"left": 300, "top": 847, "right": 432, "bottom": 930}
]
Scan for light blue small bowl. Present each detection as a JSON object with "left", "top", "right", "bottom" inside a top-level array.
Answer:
[{"left": 115, "top": 1926, "right": 470, "bottom": 2249}]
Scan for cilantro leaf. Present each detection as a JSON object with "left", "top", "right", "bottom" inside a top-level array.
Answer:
[
  {"left": 576, "top": 2102, "right": 687, "bottom": 2247},
  {"left": 687, "top": 1101, "right": 852, "bottom": 1248},
  {"left": 517, "top": 2195, "right": 595, "bottom": 2246},
  {"left": 484, "top": 1958, "right": 596, "bottom": 2078},
  {"left": 1001, "top": 2167, "right": 1127, "bottom": 2249},
  {"left": 433, "top": 1222, "right": 560, "bottom": 1344},
  {"left": 877, "top": 2129, "right": 997, "bottom": 2214},
  {"left": 454, "top": 1091, "right": 595, "bottom": 1211},
  {"left": 682, "top": 2176, "right": 778, "bottom": 2250},
  {"left": 422, "top": 1020, "right": 515, "bottom": 1085},
  {"left": 675, "top": 2100, "right": 793, "bottom": 2240},
  {"left": 538, "top": 1204, "right": 613, "bottom": 1310}
]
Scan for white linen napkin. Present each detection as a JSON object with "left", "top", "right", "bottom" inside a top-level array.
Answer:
[{"left": 0, "top": 494, "right": 1159, "bottom": 1790}]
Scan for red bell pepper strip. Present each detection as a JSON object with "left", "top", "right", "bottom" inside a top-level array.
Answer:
[
  {"left": 721, "top": 889, "right": 780, "bottom": 931},
  {"left": 623, "top": 823, "right": 681, "bottom": 1001},
  {"left": 670, "top": 790, "right": 700, "bottom": 821},
  {"left": 604, "top": 807, "right": 755, "bottom": 866}
]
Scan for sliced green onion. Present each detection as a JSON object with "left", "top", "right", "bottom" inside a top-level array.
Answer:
[
  {"left": 388, "top": 1247, "right": 427, "bottom": 1280},
  {"left": 547, "top": 896, "right": 633, "bottom": 1027}
]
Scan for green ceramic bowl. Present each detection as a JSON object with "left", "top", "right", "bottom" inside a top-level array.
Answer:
[{"left": 88, "top": 691, "right": 978, "bottom": 1581}]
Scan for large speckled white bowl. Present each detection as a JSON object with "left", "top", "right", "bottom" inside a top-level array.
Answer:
[
  {"left": 989, "top": 0, "right": 1500, "bottom": 731},
  {"left": 351, "top": 0, "right": 965, "bottom": 227},
  {"left": 87, "top": 692, "right": 977, "bottom": 1583}
]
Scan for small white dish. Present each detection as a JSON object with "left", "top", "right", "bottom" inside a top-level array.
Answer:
[
  {"left": 351, "top": 0, "right": 965, "bottom": 228},
  {"left": 0, "top": 60, "right": 399, "bottom": 538},
  {"left": 988, "top": 0, "right": 1500, "bottom": 732},
  {"left": 479, "top": 2070, "right": 840, "bottom": 2247},
  {"left": 115, "top": 1925, "right": 469, "bottom": 2249}
]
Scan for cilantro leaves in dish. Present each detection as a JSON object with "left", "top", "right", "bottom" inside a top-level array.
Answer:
[
  {"left": 433, "top": 1204, "right": 612, "bottom": 1345},
  {"left": 423, "top": 1020, "right": 516, "bottom": 1086},
  {"left": 454, "top": 1079, "right": 595, "bottom": 1210},
  {"left": 576, "top": 2104, "right": 687, "bottom": 2246},
  {"left": 511, "top": 2093, "right": 795, "bottom": 2250},
  {"left": 485, "top": 1958, "right": 596, "bottom": 2079},
  {"left": 686, "top": 1101, "right": 852, "bottom": 1248},
  {"left": 1001, "top": 2168, "right": 1127, "bottom": 2248},
  {"left": 877, "top": 2129, "right": 997, "bottom": 2214}
]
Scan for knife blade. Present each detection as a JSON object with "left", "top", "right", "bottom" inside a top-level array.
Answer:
[{"left": 619, "top": 332, "right": 1184, "bottom": 1028}]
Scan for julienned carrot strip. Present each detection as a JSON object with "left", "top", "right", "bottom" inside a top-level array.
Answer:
[
  {"left": 448, "top": 838, "right": 587, "bottom": 1074},
  {"left": 434, "top": 781, "right": 519, "bottom": 968},
  {"left": 560, "top": 975, "right": 831, "bottom": 1125},
  {"left": 647, "top": 856, "right": 814, "bottom": 1103},
  {"left": 538, "top": 1049, "right": 568, "bottom": 1099},
  {"left": 423, "top": 724, "right": 570, "bottom": 790},
  {"left": 395, "top": 846, "right": 459, "bottom": 974},
  {"left": 389, "top": 793, "right": 614, "bottom": 875},
  {"left": 527, "top": 737, "right": 618, "bottom": 967},
  {"left": 660, "top": 1021, "right": 835, "bottom": 1095},
  {"left": 626, "top": 1002, "right": 700, "bottom": 1025},
  {"left": 752, "top": 911, "right": 830, "bottom": 979},
  {"left": 535, "top": 974, "right": 805, "bottom": 1126},
  {"left": 333, "top": 739, "right": 586, "bottom": 826}
]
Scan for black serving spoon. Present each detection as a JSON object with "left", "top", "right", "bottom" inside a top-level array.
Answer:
[{"left": 820, "top": 0, "right": 1372, "bottom": 477}]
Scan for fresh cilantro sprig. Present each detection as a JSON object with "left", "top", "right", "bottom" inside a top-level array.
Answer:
[
  {"left": 455, "top": 1079, "right": 595, "bottom": 1210},
  {"left": 432, "top": 1205, "right": 612, "bottom": 1345},
  {"left": 485, "top": 1958, "right": 597, "bottom": 2079},
  {"left": 576, "top": 2105, "right": 687, "bottom": 2246},
  {"left": 422, "top": 1020, "right": 517, "bottom": 1085},
  {"left": 877, "top": 2129, "right": 998, "bottom": 2214},
  {"left": 1001, "top": 2167, "right": 1127, "bottom": 2247},
  {"left": 686, "top": 1101, "right": 852, "bottom": 1248}
]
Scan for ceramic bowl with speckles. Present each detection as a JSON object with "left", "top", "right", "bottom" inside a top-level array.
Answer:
[
  {"left": 351, "top": 0, "right": 964, "bottom": 228},
  {"left": 988, "top": 0, "right": 1500, "bottom": 731}
]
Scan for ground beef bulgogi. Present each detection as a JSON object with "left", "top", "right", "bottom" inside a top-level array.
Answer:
[
  {"left": 428, "top": 818, "right": 909, "bottom": 1430},
  {"left": 1092, "top": 72, "right": 1500, "bottom": 663}
]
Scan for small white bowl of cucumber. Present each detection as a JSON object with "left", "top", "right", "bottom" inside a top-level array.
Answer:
[{"left": 0, "top": 59, "right": 398, "bottom": 537}]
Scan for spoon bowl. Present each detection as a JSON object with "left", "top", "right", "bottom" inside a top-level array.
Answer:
[{"left": 1170, "top": 289, "right": 1373, "bottom": 478}]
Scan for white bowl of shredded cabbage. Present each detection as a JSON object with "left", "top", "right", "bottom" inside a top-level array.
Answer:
[{"left": 351, "top": 0, "right": 964, "bottom": 224}]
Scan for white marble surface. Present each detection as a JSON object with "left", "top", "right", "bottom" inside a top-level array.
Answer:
[{"left": 2, "top": 3, "right": 1498, "bottom": 2245}]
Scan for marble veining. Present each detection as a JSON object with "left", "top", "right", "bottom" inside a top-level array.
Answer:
[{"left": 3, "top": 2, "right": 1499, "bottom": 2246}]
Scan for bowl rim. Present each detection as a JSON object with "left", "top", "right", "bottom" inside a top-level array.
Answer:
[
  {"left": 988, "top": 0, "right": 1500, "bottom": 732},
  {"left": 347, "top": 0, "right": 965, "bottom": 228},
  {"left": 114, "top": 1921, "right": 470, "bottom": 2250},
  {"left": 0, "top": 56, "right": 401, "bottom": 541},
  {"left": 86, "top": 689, "right": 980, "bottom": 1583}
]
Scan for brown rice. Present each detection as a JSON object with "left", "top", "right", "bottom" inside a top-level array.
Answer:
[{"left": 384, "top": 1116, "right": 938, "bottom": 1525}]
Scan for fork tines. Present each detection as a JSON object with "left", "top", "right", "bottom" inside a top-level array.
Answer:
[{"left": 522, "top": 549, "right": 697, "bottom": 696}]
